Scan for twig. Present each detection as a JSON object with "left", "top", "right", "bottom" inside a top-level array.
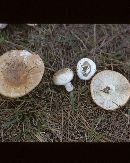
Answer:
[
  {"left": 34, "top": 133, "right": 44, "bottom": 142},
  {"left": 90, "top": 25, "right": 130, "bottom": 54},
  {"left": 1, "top": 126, "right": 4, "bottom": 142},
  {"left": 70, "top": 31, "right": 88, "bottom": 50},
  {"left": 93, "top": 24, "right": 97, "bottom": 54},
  {"left": 61, "top": 108, "right": 64, "bottom": 142}
]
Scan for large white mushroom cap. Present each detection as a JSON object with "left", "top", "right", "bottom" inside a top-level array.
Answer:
[
  {"left": 77, "top": 58, "right": 96, "bottom": 80},
  {"left": 90, "top": 70, "right": 130, "bottom": 110},
  {"left": 0, "top": 50, "right": 45, "bottom": 98},
  {"left": 53, "top": 68, "right": 74, "bottom": 92},
  {"left": 0, "top": 24, "right": 8, "bottom": 29}
]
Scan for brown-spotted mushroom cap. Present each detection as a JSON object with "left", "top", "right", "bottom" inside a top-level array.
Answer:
[
  {"left": 0, "top": 50, "right": 45, "bottom": 98},
  {"left": 90, "top": 70, "right": 130, "bottom": 110}
]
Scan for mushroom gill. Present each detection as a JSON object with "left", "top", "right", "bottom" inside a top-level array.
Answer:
[{"left": 81, "top": 61, "right": 91, "bottom": 77}]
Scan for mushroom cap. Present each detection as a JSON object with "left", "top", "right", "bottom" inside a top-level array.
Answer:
[
  {"left": 77, "top": 58, "right": 96, "bottom": 80},
  {"left": 53, "top": 68, "right": 74, "bottom": 85},
  {"left": 90, "top": 70, "right": 130, "bottom": 110},
  {"left": 0, "top": 50, "right": 45, "bottom": 98},
  {"left": 27, "top": 24, "right": 37, "bottom": 26},
  {"left": 0, "top": 24, "right": 8, "bottom": 29}
]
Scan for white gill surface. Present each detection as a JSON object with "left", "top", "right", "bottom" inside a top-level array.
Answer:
[
  {"left": 77, "top": 58, "right": 96, "bottom": 80},
  {"left": 91, "top": 70, "right": 130, "bottom": 110}
]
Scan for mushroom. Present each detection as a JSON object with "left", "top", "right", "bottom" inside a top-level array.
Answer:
[
  {"left": 77, "top": 58, "right": 96, "bottom": 80},
  {"left": 90, "top": 70, "right": 130, "bottom": 110},
  {"left": 0, "top": 50, "right": 45, "bottom": 98},
  {"left": 0, "top": 24, "right": 37, "bottom": 29},
  {"left": 53, "top": 68, "right": 74, "bottom": 92},
  {"left": 27, "top": 24, "right": 37, "bottom": 26},
  {"left": 0, "top": 24, "right": 8, "bottom": 29}
]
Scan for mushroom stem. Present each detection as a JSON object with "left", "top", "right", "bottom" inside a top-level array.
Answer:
[{"left": 65, "top": 82, "right": 74, "bottom": 92}]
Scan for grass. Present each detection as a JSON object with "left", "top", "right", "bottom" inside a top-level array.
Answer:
[{"left": 0, "top": 24, "right": 130, "bottom": 142}]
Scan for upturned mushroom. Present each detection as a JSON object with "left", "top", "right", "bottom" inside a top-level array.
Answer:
[
  {"left": 53, "top": 68, "right": 74, "bottom": 92},
  {"left": 90, "top": 70, "right": 130, "bottom": 110},
  {"left": 77, "top": 58, "right": 96, "bottom": 80},
  {"left": 0, "top": 24, "right": 8, "bottom": 29},
  {"left": 0, "top": 50, "right": 45, "bottom": 98}
]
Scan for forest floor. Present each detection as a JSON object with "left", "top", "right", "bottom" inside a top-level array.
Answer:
[{"left": 0, "top": 24, "right": 130, "bottom": 142}]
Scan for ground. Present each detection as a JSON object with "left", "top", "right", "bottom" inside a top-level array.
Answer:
[{"left": 0, "top": 24, "right": 130, "bottom": 142}]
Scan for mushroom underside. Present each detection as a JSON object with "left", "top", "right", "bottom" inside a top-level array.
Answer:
[
  {"left": 77, "top": 58, "right": 96, "bottom": 80},
  {"left": 91, "top": 70, "right": 130, "bottom": 110}
]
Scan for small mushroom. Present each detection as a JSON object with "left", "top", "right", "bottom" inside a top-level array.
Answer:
[
  {"left": 0, "top": 50, "right": 45, "bottom": 98},
  {"left": 27, "top": 24, "right": 37, "bottom": 26},
  {"left": 0, "top": 24, "right": 8, "bottom": 29},
  {"left": 90, "top": 70, "right": 130, "bottom": 110},
  {"left": 53, "top": 68, "right": 74, "bottom": 92},
  {"left": 77, "top": 58, "right": 96, "bottom": 80}
]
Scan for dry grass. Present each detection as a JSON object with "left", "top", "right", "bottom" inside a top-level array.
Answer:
[{"left": 0, "top": 24, "right": 130, "bottom": 142}]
